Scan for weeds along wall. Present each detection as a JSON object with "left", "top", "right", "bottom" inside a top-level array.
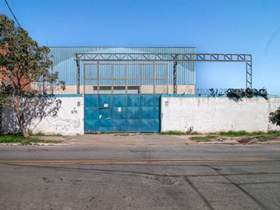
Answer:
[{"left": 161, "top": 97, "right": 280, "bottom": 133}]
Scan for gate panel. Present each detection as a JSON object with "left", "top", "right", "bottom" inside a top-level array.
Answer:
[{"left": 85, "top": 94, "right": 160, "bottom": 133}]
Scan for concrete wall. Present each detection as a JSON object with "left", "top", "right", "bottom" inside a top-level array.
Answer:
[
  {"left": 161, "top": 97, "right": 280, "bottom": 133},
  {"left": 1, "top": 96, "right": 84, "bottom": 136},
  {"left": 0, "top": 107, "right": 19, "bottom": 134},
  {"left": 3, "top": 95, "right": 280, "bottom": 135}
]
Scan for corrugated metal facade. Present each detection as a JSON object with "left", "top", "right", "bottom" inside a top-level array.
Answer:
[{"left": 49, "top": 47, "right": 196, "bottom": 88}]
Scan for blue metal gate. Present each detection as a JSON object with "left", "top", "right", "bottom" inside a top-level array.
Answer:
[{"left": 84, "top": 94, "right": 160, "bottom": 133}]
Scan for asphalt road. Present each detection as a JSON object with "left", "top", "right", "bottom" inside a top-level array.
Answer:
[{"left": 0, "top": 134, "right": 280, "bottom": 210}]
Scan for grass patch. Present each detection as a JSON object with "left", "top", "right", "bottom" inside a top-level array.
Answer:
[
  {"left": 216, "top": 131, "right": 280, "bottom": 138},
  {"left": 189, "top": 131, "right": 280, "bottom": 143},
  {"left": 189, "top": 135, "right": 219, "bottom": 142},
  {"left": 161, "top": 131, "right": 187, "bottom": 135},
  {"left": 217, "top": 131, "right": 250, "bottom": 137},
  {"left": 162, "top": 130, "right": 280, "bottom": 143},
  {"left": 246, "top": 132, "right": 280, "bottom": 142},
  {"left": 161, "top": 130, "right": 200, "bottom": 135},
  {"left": 0, "top": 134, "right": 26, "bottom": 143},
  {"left": 0, "top": 134, "right": 63, "bottom": 145}
]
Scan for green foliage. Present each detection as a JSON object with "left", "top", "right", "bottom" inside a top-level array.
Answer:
[
  {"left": 217, "top": 130, "right": 280, "bottom": 138},
  {"left": 0, "top": 15, "right": 64, "bottom": 94},
  {"left": 0, "top": 134, "right": 62, "bottom": 145},
  {"left": 270, "top": 107, "right": 280, "bottom": 127},
  {"left": 218, "top": 130, "right": 249, "bottom": 137},
  {"left": 226, "top": 88, "right": 268, "bottom": 100},
  {"left": 189, "top": 135, "right": 218, "bottom": 142},
  {"left": 161, "top": 129, "right": 199, "bottom": 135},
  {"left": 0, "top": 15, "right": 64, "bottom": 136},
  {"left": 161, "top": 130, "right": 188, "bottom": 135},
  {"left": 0, "top": 134, "right": 41, "bottom": 145},
  {"left": 189, "top": 131, "right": 280, "bottom": 143},
  {"left": 0, "top": 134, "right": 24, "bottom": 143},
  {"left": 208, "top": 88, "right": 225, "bottom": 97}
]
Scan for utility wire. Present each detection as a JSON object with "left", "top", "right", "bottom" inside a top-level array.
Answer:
[{"left": 3, "top": 0, "right": 21, "bottom": 27}]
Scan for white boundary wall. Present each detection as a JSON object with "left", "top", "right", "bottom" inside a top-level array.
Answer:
[
  {"left": 1, "top": 96, "right": 84, "bottom": 136},
  {"left": 161, "top": 97, "right": 280, "bottom": 133}
]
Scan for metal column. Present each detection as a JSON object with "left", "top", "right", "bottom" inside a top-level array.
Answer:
[
  {"left": 153, "top": 61, "right": 156, "bottom": 94},
  {"left": 166, "top": 64, "right": 169, "bottom": 94},
  {"left": 83, "top": 63, "right": 86, "bottom": 94},
  {"left": 111, "top": 64, "right": 114, "bottom": 94},
  {"left": 139, "top": 64, "right": 143, "bottom": 94},
  {"left": 97, "top": 61, "right": 100, "bottom": 94},
  {"left": 173, "top": 55, "right": 178, "bottom": 94},
  {"left": 75, "top": 54, "right": 81, "bottom": 94},
  {"left": 125, "top": 63, "right": 128, "bottom": 94},
  {"left": 246, "top": 55, "right": 253, "bottom": 89}
]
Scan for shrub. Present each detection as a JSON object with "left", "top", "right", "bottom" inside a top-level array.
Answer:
[
  {"left": 226, "top": 88, "right": 268, "bottom": 100},
  {"left": 270, "top": 107, "right": 280, "bottom": 126}
]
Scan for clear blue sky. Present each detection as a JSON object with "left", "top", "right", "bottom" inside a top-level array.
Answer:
[{"left": 1, "top": 0, "right": 280, "bottom": 94}]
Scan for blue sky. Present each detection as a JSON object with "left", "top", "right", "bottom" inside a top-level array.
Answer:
[{"left": 1, "top": 0, "right": 280, "bottom": 94}]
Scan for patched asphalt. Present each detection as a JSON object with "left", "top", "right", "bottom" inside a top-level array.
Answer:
[{"left": 0, "top": 134, "right": 280, "bottom": 210}]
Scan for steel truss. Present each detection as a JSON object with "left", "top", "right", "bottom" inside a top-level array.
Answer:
[{"left": 75, "top": 53, "right": 253, "bottom": 94}]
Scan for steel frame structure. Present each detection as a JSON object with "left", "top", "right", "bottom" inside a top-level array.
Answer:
[
  {"left": 83, "top": 62, "right": 170, "bottom": 95},
  {"left": 75, "top": 53, "right": 252, "bottom": 94}
]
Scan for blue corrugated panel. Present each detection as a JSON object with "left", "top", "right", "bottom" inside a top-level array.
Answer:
[{"left": 49, "top": 47, "right": 196, "bottom": 86}]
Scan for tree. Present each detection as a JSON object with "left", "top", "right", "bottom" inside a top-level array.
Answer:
[
  {"left": 0, "top": 15, "right": 64, "bottom": 137},
  {"left": 270, "top": 107, "right": 280, "bottom": 127}
]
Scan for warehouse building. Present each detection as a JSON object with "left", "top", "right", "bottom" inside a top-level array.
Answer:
[
  {"left": 49, "top": 47, "right": 196, "bottom": 95},
  {"left": 46, "top": 47, "right": 196, "bottom": 133}
]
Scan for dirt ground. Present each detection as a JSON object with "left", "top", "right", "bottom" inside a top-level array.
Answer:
[{"left": 38, "top": 133, "right": 280, "bottom": 147}]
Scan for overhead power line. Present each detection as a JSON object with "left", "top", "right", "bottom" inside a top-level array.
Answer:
[{"left": 3, "top": 0, "right": 22, "bottom": 27}]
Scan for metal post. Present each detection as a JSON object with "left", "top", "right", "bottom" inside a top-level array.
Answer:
[
  {"left": 75, "top": 54, "right": 81, "bottom": 94},
  {"left": 166, "top": 63, "right": 169, "bottom": 94},
  {"left": 246, "top": 58, "right": 252, "bottom": 89},
  {"left": 173, "top": 55, "right": 178, "bottom": 94},
  {"left": 153, "top": 61, "right": 156, "bottom": 94},
  {"left": 50, "top": 55, "right": 54, "bottom": 94},
  {"left": 111, "top": 64, "right": 114, "bottom": 94},
  {"left": 125, "top": 63, "right": 128, "bottom": 94},
  {"left": 97, "top": 61, "right": 100, "bottom": 94},
  {"left": 83, "top": 64, "right": 86, "bottom": 94},
  {"left": 140, "top": 64, "right": 143, "bottom": 94}
]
